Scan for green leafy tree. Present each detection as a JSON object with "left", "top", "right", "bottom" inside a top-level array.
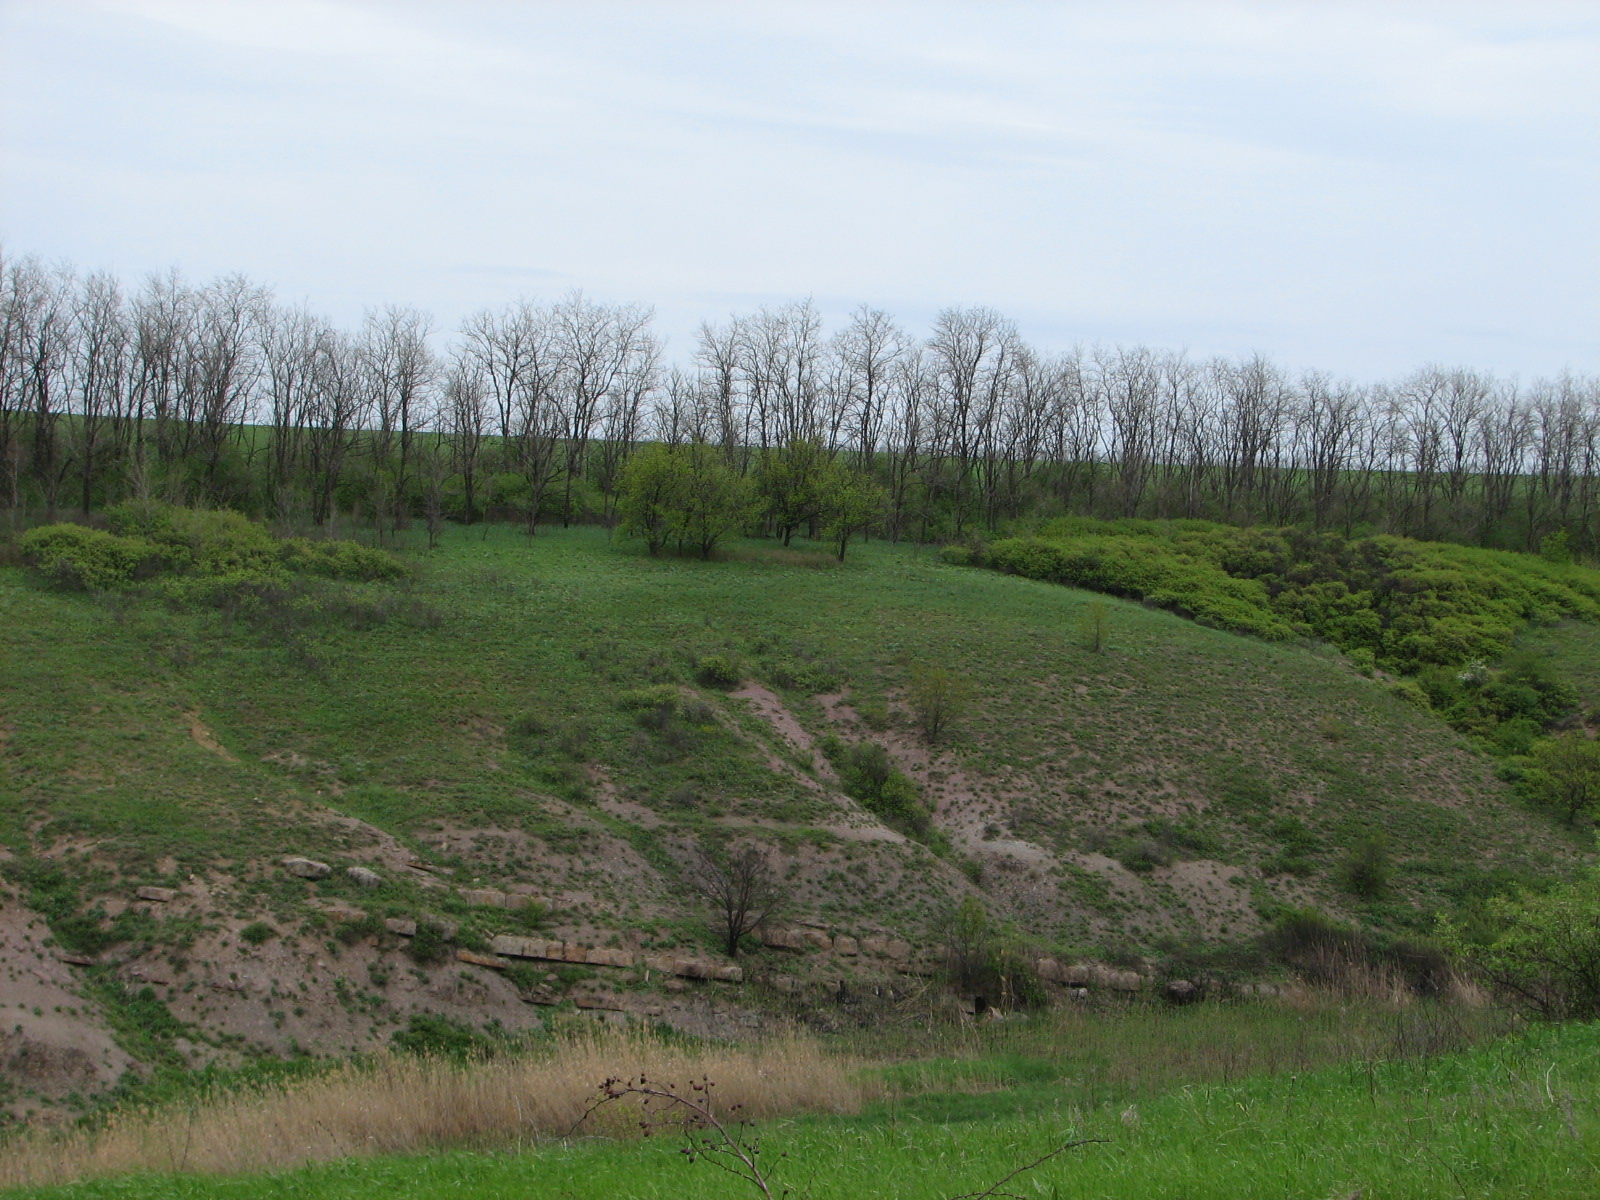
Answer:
[
  {"left": 616, "top": 443, "right": 754, "bottom": 560},
  {"left": 1524, "top": 733, "right": 1600, "bottom": 824},
  {"left": 819, "top": 464, "right": 885, "bottom": 561},
  {"left": 616, "top": 443, "right": 684, "bottom": 556},
  {"left": 939, "top": 895, "right": 1045, "bottom": 1010},
  {"left": 756, "top": 438, "right": 829, "bottom": 546},
  {"left": 676, "top": 443, "right": 754, "bottom": 559}
]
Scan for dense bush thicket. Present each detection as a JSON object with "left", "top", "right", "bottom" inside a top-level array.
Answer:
[
  {"left": 970, "top": 519, "right": 1600, "bottom": 673},
  {"left": 18, "top": 504, "right": 411, "bottom": 658},
  {"left": 3, "top": 249, "right": 1597, "bottom": 557},
  {"left": 19, "top": 502, "right": 404, "bottom": 598}
]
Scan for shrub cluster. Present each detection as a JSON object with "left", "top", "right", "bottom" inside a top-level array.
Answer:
[
  {"left": 820, "top": 736, "right": 945, "bottom": 852},
  {"left": 973, "top": 519, "right": 1600, "bottom": 673},
  {"left": 19, "top": 502, "right": 407, "bottom": 599},
  {"left": 1264, "top": 908, "right": 1453, "bottom": 997},
  {"left": 940, "top": 895, "right": 1047, "bottom": 1010}
]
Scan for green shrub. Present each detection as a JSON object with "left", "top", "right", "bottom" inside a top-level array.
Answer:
[
  {"left": 940, "top": 896, "right": 1047, "bottom": 1010},
  {"left": 826, "top": 739, "right": 938, "bottom": 842},
  {"left": 963, "top": 521, "right": 1600, "bottom": 755},
  {"left": 1440, "top": 863, "right": 1600, "bottom": 1019},
  {"left": 22, "top": 505, "right": 407, "bottom": 602},
  {"left": 937, "top": 545, "right": 973, "bottom": 567},
  {"left": 391, "top": 1013, "right": 498, "bottom": 1059},
  {"left": 239, "top": 921, "right": 277, "bottom": 945},
  {"left": 403, "top": 922, "right": 450, "bottom": 965},
  {"left": 695, "top": 653, "right": 745, "bottom": 689},
  {"left": 279, "top": 537, "right": 409, "bottom": 582},
  {"left": 19, "top": 524, "right": 165, "bottom": 590},
  {"left": 1337, "top": 836, "right": 1392, "bottom": 900},
  {"left": 1520, "top": 733, "right": 1600, "bottom": 824},
  {"left": 617, "top": 684, "right": 682, "bottom": 712}
]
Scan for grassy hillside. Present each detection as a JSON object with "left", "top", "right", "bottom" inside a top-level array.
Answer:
[{"left": 1, "top": 519, "right": 1593, "bottom": 1115}]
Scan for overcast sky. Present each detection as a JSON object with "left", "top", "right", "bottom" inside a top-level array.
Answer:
[{"left": 2, "top": 1, "right": 1596, "bottom": 379}]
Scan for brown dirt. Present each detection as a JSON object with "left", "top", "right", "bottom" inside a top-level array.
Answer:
[
  {"left": 185, "top": 711, "right": 238, "bottom": 763},
  {"left": 1157, "top": 858, "right": 1259, "bottom": 938},
  {"left": 0, "top": 889, "right": 132, "bottom": 1122}
]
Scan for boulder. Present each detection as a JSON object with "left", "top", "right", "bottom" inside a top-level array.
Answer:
[
  {"left": 884, "top": 939, "right": 912, "bottom": 961},
  {"left": 833, "top": 936, "right": 859, "bottom": 957},
  {"left": 643, "top": 954, "right": 676, "bottom": 975},
  {"left": 861, "top": 936, "right": 890, "bottom": 957},
  {"left": 712, "top": 964, "right": 744, "bottom": 983},
  {"left": 563, "top": 943, "right": 590, "bottom": 964},
  {"left": 456, "top": 949, "right": 507, "bottom": 969},
  {"left": 458, "top": 888, "right": 507, "bottom": 908},
  {"left": 385, "top": 918, "right": 418, "bottom": 938},
  {"left": 346, "top": 867, "right": 382, "bottom": 888},
  {"left": 136, "top": 886, "right": 177, "bottom": 903},
  {"left": 673, "top": 957, "right": 710, "bottom": 979},
  {"left": 1164, "top": 979, "right": 1198, "bottom": 1005},
  {"left": 281, "top": 857, "right": 331, "bottom": 880},
  {"left": 800, "top": 929, "right": 832, "bottom": 952},
  {"left": 589, "top": 947, "right": 636, "bottom": 968}
]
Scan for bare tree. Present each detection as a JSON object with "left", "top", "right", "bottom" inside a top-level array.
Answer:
[
  {"left": 691, "top": 846, "right": 785, "bottom": 958},
  {"left": 360, "top": 305, "right": 435, "bottom": 536}
]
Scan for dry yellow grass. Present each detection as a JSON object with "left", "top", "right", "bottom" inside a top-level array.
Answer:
[{"left": 0, "top": 1027, "right": 874, "bottom": 1191}]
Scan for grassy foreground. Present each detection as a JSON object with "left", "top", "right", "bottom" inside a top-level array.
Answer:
[{"left": 6, "top": 1013, "right": 1598, "bottom": 1200}]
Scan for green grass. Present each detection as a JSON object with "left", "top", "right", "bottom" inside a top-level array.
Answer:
[{"left": 13, "top": 1018, "right": 1600, "bottom": 1199}]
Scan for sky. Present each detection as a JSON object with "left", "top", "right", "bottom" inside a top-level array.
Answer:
[{"left": 1, "top": 0, "right": 1597, "bottom": 379}]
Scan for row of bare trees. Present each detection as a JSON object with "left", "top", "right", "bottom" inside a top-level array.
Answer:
[{"left": 4, "top": 248, "right": 1598, "bottom": 552}]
